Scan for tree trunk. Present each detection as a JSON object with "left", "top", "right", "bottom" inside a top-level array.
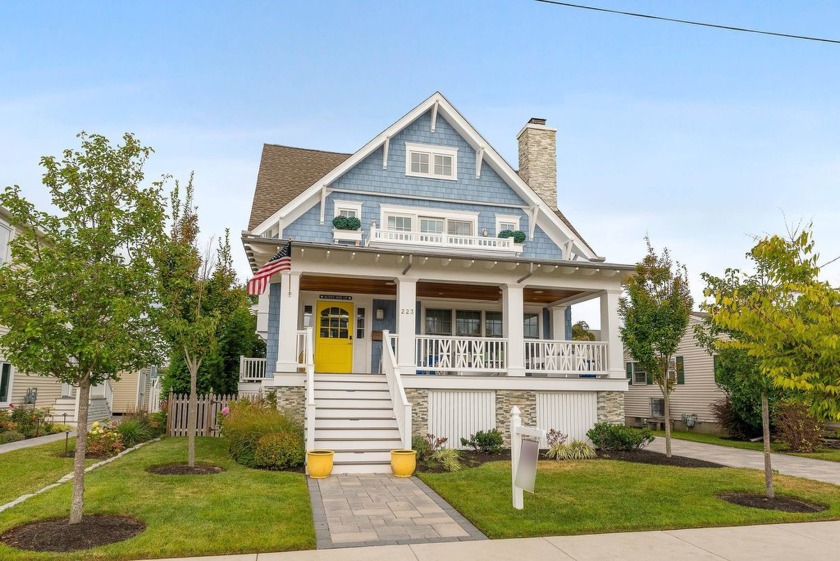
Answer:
[
  {"left": 188, "top": 362, "right": 198, "bottom": 467},
  {"left": 761, "top": 391, "right": 775, "bottom": 499},
  {"left": 69, "top": 376, "right": 91, "bottom": 524},
  {"left": 664, "top": 387, "right": 672, "bottom": 458}
]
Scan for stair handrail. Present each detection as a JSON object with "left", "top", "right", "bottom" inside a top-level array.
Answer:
[
  {"left": 382, "top": 330, "right": 412, "bottom": 449},
  {"left": 303, "top": 327, "right": 316, "bottom": 453}
]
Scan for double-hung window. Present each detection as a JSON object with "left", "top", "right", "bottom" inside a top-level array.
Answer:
[
  {"left": 405, "top": 143, "right": 458, "bottom": 180},
  {"left": 0, "top": 221, "right": 10, "bottom": 265}
]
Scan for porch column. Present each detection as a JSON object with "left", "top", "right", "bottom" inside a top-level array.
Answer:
[
  {"left": 551, "top": 304, "right": 568, "bottom": 340},
  {"left": 600, "top": 289, "right": 625, "bottom": 379},
  {"left": 396, "top": 277, "right": 417, "bottom": 374},
  {"left": 276, "top": 272, "right": 302, "bottom": 373},
  {"left": 502, "top": 284, "right": 525, "bottom": 376}
]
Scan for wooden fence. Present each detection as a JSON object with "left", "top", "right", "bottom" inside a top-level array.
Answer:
[{"left": 166, "top": 393, "right": 260, "bottom": 437}]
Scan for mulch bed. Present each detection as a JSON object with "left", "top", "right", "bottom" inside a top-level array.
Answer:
[
  {"left": 596, "top": 449, "right": 725, "bottom": 468},
  {"left": 719, "top": 492, "right": 827, "bottom": 513},
  {"left": 146, "top": 462, "right": 225, "bottom": 475},
  {"left": 1, "top": 515, "right": 145, "bottom": 552}
]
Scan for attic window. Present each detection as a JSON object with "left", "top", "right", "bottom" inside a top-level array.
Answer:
[{"left": 405, "top": 143, "right": 457, "bottom": 181}]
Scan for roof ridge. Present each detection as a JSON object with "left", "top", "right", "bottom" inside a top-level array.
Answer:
[{"left": 262, "top": 143, "right": 352, "bottom": 156}]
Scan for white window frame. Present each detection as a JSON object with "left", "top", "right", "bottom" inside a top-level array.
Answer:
[
  {"left": 631, "top": 362, "right": 647, "bottom": 385},
  {"left": 0, "top": 219, "right": 11, "bottom": 265},
  {"left": 333, "top": 200, "right": 362, "bottom": 220},
  {"left": 495, "top": 214, "right": 520, "bottom": 235},
  {"left": 379, "top": 204, "right": 477, "bottom": 237},
  {"left": 405, "top": 142, "right": 458, "bottom": 181}
]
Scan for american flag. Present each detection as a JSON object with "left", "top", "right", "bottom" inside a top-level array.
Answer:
[{"left": 246, "top": 241, "right": 292, "bottom": 296}]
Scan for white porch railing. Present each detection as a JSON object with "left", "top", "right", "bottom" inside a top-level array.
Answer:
[
  {"left": 415, "top": 335, "right": 508, "bottom": 374},
  {"left": 524, "top": 340, "right": 608, "bottom": 377},
  {"left": 301, "top": 328, "right": 316, "bottom": 454},
  {"left": 368, "top": 226, "right": 521, "bottom": 254},
  {"left": 239, "top": 357, "right": 267, "bottom": 382},
  {"left": 383, "top": 331, "right": 412, "bottom": 449}
]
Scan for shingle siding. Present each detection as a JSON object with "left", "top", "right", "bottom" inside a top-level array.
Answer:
[{"left": 283, "top": 110, "right": 566, "bottom": 260}]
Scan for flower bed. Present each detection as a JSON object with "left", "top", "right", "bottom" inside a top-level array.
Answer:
[{"left": 0, "top": 405, "right": 69, "bottom": 443}]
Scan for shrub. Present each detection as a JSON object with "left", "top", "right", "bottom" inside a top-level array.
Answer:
[
  {"left": 554, "top": 439, "right": 597, "bottom": 460},
  {"left": 87, "top": 421, "right": 125, "bottom": 457},
  {"left": 498, "top": 230, "right": 526, "bottom": 243},
  {"left": 116, "top": 417, "right": 152, "bottom": 447},
  {"left": 332, "top": 215, "right": 349, "bottom": 230},
  {"left": 586, "top": 422, "right": 653, "bottom": 451},
  {"left": 544, "top": 428, "right": 569, "bottom": 460},
  {"left": 0, "top": 430, "right": 25, "bottom": 444},
  {"left": 498, "top": 229, "right": 514, "bottom": 239},
  {"left": 711, "top": 397, "right": 758, "bottom": 441},
  {"left": 254, "top": 432, "right": 305, "bottom": 469},
  {"left": 460, "top": 428, "right": 503, "bottom": 454},
  {"left": 147, "top": 410, "right": 167, "bottom": 437},
  {"left": 430, "top": 448, "right": 462, "bottom": 472},
  {"left": 221, "top": 398, "right": 303, "bottom": 468},
  {"left": 774, "top": 401, "right": 825, "bottom": 453},
  {"left": 9, "top": 405, "right": 51, "bottom": 437},
  {"left": 414, "top": 433, "right": 447, "bottom": 462}
]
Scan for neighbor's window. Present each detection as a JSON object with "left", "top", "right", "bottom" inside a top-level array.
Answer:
[
  {"left": 631, "top": 363, "right": 647, "bottom": 385},
  {"left": 405, "top": 143, "right": 458, "bottom": 180},
  {"left": 0, "top": 222, "right": 10, "bottom": 264},
  {"left": 650, "top": 398, "right": 665, "bottom": 417},
  {"left": 0, "top": 363, "right": 11, "bottom": 404}
]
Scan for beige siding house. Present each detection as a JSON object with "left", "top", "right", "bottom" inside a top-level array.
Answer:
[{"left": 624, "top": 313, "right": 725, "bottom": 434}]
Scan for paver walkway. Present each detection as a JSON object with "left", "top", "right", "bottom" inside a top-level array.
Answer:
[
  {"left": 141, "top": 520, "right": 840, "bottom": 560},
  {"left": 648, "top": 436, "right": 840, "bottom": 485},
  {"left": 307, "top": 474, "right": 485, "bottom": 548}
]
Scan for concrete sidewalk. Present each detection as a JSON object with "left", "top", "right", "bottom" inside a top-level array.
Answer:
[
  {"left": 143, "top": 520, "right": 840, "bottom": 560},
  {"left": 0, "top": 431, "right": 69, "bottom": 454},
  {"left": 648, "top": 437, "right": 840, "bottom": 485}
]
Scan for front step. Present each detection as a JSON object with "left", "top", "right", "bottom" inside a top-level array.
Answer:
[{"left": 308, "top": 374, "right": 403, "bottom": 474}]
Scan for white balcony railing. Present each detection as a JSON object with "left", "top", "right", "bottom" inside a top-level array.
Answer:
[
  {"left": 415, "top": 335, "right": 508, "bottom": 374},
  {"left": 524, "top": 340, "right": 608, "bottom": 377},
  {"left": 368, "top": 226, "right": 521, "bottom": 254},
  {"left": 239, "top": 357, "right": 267, "bottom": 382}
]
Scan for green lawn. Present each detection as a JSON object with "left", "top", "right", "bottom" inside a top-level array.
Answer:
[
  {"left": 656, "top": 430, "right": 840, "bottom": 463},
  {"left": 419, "top": 459, "right": 840, "bottom": 539},
  {"left": 0, "top": 438, "right": 96, "bottom": 505},
  {"left": 0, "top": 437, "right": 314, "bottom": 560}
]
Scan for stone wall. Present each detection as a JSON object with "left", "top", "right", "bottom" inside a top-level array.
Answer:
[
  {"left": 405, "top": 388, "right": 428, "bottom": 437},
  {"left": 495, "top": 390, "right": 536, "bottom": 447},
  {"left": 596, "top": 391, "right": 624, "bottom": 424},
  {"left": 517, "top": 121, "right": 557, "bottom": 210}
]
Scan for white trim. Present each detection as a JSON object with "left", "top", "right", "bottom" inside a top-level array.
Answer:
[
  {"left": 475, "top": 146, "right": 484, "bottom": 179},
  {"left": 249, "top": 92, "right": 600, "bottom": 260},
  {"left": 404, "top": 142, "right": 458, "bottom": 181},
  {"left": 495, "top": 214, "right": 520, "bottom": 234},
  {"left": 382, "top": 136, "right": 390, "bottom": 169},
  {"left": 332, "top": 200, "right": 363, "bottom": 220}
]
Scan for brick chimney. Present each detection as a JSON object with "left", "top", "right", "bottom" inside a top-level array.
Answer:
[{"left": 517, "top": 117, "right": 557, "bottom": 210}]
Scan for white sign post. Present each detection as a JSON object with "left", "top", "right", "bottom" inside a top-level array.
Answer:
[{"left": 510, "top": 406, "right": 546, "bottom": 510}]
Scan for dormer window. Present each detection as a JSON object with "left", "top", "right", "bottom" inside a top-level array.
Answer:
[{"left": 405, "top": 143, "right": 458, "bottom": 181}]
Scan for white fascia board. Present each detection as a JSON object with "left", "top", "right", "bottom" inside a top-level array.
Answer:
[{"left": 251, "top": 92, "right": 600, "bottom": 260}]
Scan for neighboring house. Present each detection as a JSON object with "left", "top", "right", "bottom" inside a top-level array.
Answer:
[
  {"left": 0, "top": 206, "right": 155, "bottom": 424},
  {"left": 624, "top": 312, "right": 725, "bottom": 433},
  {"left": 240, "top": 92, "right": 636, "bottom": 473}
]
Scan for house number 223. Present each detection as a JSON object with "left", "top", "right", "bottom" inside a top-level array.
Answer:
[{"left": 400, "top": 308, "right": 414, "bottom": 314}]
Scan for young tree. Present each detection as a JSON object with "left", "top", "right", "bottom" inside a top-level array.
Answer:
[
  {"left": 0, "top": 133, "right": 166, "bottom": 524},
  {"left": 699, "top": 225, "right": 840, "bottom": 498},
  {"left": 571, "top": 320, "right": 596, "bottom": 341},
  {"left": 156, "top": 175, "right": 219, "bottom": 467},
  {"left": 619, "top": 238, "right": 693, "bottom": 458}
]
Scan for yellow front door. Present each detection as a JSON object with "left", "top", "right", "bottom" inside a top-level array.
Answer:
[{"left": 315, "top": 301, "right": 354, "bottom": 373}]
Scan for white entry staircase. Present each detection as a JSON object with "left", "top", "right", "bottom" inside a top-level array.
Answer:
[{"left": 310, "top": 374, "right": 402, "bottom": 474}]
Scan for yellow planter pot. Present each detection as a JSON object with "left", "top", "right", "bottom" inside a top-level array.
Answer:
[
  {"left": 390, "top": 449, "right": 417, "bottom": 477},
  {"left": 307, "top": 450, "right": 334, "bottom": 479}
]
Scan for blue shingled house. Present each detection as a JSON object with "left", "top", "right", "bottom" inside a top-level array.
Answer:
[{"left": 240, "top": 92, "right": 634, "bottom": 473}]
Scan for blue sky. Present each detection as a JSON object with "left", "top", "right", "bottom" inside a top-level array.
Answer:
[{"left": 2, "top": 1, "right": 839, "bottom": 325}]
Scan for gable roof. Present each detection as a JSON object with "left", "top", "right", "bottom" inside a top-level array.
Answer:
[
  {"left": 248, "top": 145, "right": 350, "bottom": 231},
  {"left": 247, "top": 92, "right": 601, "bottom": 260}
]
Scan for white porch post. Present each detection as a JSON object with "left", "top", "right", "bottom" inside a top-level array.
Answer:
[
  {"left": 551, "top": 304, "right": 568, "bottom": 340},
  {"left": 600, "top": 289, "right": 625, "bottom": 379},
  {"left": 276, "top": 272, "right": 302, "bottom": 373},
  {"left": 396, "top": 277, "right": 417, "bottom": 374},
  {"left": 503, "top": 284, "right": 525, "bottom": 376}
]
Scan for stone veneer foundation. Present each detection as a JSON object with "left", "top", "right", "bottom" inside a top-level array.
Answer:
[
  {"left": 270, "top": 385, "right": 305, "bottom": 422},
  {"left": 596, "top": 391, "right": 624, "bottom": 424}
]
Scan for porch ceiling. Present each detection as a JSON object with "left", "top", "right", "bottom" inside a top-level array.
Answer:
[{"left": 300, "top": 275, "right": 585, "bottom": 304}]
